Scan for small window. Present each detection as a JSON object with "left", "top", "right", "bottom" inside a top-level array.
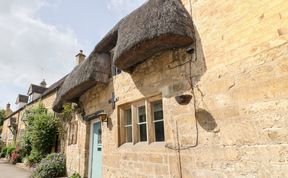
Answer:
[
  {"left": 152, "top": 101, "right": 165, "bottom": 142},
  {"left": 124, "top": 109, "right": 132, "bottom": 143},
  {"left": 112, "top": 65, "right": 121, "bottom": 77},
  {"left": 28, "top": 94, "right": 33, "bottom": 102},
  {"left": 138, "top": 106, "right": 147, "bottom": 142}
]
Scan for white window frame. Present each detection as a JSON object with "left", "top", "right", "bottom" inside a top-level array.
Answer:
[
  {"left": 118, "top": 95, "right": 165, "bottom": 146},
  {"left": 124, "top": 108, "right": 132, "bottom": 143}
]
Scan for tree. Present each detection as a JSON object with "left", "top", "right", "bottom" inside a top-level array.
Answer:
[{"left": 0, "top": 109, "right": 5, "bottom": 126}]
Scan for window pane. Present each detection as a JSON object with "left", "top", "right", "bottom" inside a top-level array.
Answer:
[
  {"left": 98, "top": 129, "right": 102, "bottom": 144},
  {"left": 138, "top": 106, "right": 146, "bottom": 123},
  {"left": 155, "top": 121, "right": 165, "bottom": 141},
  {"left": 126, "top": 126, "right": 132, "bottom": 142},
  {"left": 153, "top": 101, "right": 163, "bottom": 121},
  {"left": 139, "top": 124, "right": 147, "bottom": 142},
  {"left": 124, "top": 109, "right": 132, "bottom": 125}
]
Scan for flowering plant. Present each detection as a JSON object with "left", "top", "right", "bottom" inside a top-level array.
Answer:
[{"left": 11, "top": 151, "right": 21, "bottom": 164}]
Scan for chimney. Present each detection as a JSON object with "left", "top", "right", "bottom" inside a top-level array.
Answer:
[
  {"left": 75, "top": 50, "right": 86, "bottom": 65},
  {"left": 5, "top": 102, "right": 13, "bottom": 117},
  {"left": 40, "top": 79, "right": 47, "bottom": 88},
  {"left": 6, "top": 103, "right": 10, "bottom": 110}
]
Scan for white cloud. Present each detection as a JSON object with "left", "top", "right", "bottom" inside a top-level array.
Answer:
[
  {"left": 0, "top": 0, "right": 81, "bottom": 110},
  {"left": 107, "top": 0, "right": 147, "bottom": 16}
]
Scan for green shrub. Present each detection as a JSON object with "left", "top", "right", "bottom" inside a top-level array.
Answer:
[
  {"left": 18, "top": 145, "right": 31, "bottom": 160},
  {"left": 0, "top": 152, "right": 5, "bottom": 158},
  {"left": 32, "top": 153, "right": 66, "bottom": 178},
  {"left": 0, "top": 147, "right": 7, "bottom": 158},
  {"left": 6, "top": 146, "right": 16, "bottom": 157},
  {"left": 28, "top": 150, "right": 43, "bottom": 166},
  {"left": 22, "top": 104, "right": 59, "bottom": 165},
  {"left": 70, "top": 172, "right": 81, "bottom": 178}
]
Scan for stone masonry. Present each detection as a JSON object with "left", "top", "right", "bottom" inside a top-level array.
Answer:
[{"left": 73, "top": 0, "right": 288, "bottom": 177}]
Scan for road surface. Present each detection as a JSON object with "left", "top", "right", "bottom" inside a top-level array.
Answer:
[{"left": 0, "top": 159, "right": 31, "bottom": 178}]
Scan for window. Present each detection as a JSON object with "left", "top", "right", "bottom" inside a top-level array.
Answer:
[
  {"left": 68, "top": 121, "right": 78, "bottom": 145},
  {"left": 119, "top": 96, "right": 165, "bottom": 146},
  {"left": 124, "top": 109, "right": 132, "bottom": 142},
  {"left": 112, "top": 65, "right": 121, "bottom": 77},
  {"left": 28, "top": 94, "right": 33, "bottom": 103},
  {"left": 152, "top": 101, "right": 165, "bottom": 141},
  {"left": 138, "top": 106, "right": 147, "bottom": 142}
]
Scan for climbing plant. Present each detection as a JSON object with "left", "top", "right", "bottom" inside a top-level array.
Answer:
[
  {"left": 0, "top": 109, "right": 5, "bottom": 126},
  {"left": 57, "top": 103, "right": 75, "bottom": 153}
]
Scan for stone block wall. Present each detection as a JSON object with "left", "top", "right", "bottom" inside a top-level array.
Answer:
[
  {"left": 65, "top": 114, "right": 90, "bottom": 177},
  {"left": 78, "top": 0, "right": 288, "bottom": 177}
]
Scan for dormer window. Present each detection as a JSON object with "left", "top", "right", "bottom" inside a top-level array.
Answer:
[
  {"left": 28, "top": 94, "right": 33, "bottom": 103},
  {"left": 27, "top": 84, "right": 47, "bottom": 103},
  {"left": 16, "top": 94, "right": 28, "bottom": 108},
  {"left": 112, "top": 65, "right": 121, "bottom": 77},
  {"left": 110, "top": 48, "right": 121, "bottom": 77}
]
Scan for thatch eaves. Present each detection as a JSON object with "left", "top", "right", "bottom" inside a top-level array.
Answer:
[
  {"left": 95, "top": 0, "right": 195, "bottom": 72},
  {"left": 52, "top": 0, "right": 194, "bottom": 112},
  {"left": 53, "top": 53, "right": 111, "bottom": 112}
]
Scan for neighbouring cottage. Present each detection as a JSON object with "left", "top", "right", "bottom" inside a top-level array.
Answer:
[
  {"left": 1, "top": 78, "right": 65, "bottom": 147},
  {"left": 52, "top": 0, "right": 288, "bottom": 178},
  {"left": 1, "top": 103, "right": 14, "bottom": 145}
]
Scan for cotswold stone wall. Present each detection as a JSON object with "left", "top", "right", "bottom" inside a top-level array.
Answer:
[
  {"left": 79, "top": 0, "right": 288, "bottom": 177},
  {"left": 65, "top": 114, "right": 90, "bottom": 177}
]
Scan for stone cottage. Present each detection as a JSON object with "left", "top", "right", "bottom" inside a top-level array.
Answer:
[
  {"left": 1, "top": 103, "right": 14, "bottom": 145},
  {"left": 52, "top": 0, "right": 288, "bottom": 177},
  {"left": 0, "top": 0, "right": 287, "bottom": 177},
  {"left": 1, "top": 79, "right": 64, "bottom": 146}
]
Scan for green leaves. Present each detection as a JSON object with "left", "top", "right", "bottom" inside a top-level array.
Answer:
[
  {"left": 0, "top": 109, "right": 5, "bottom": 126},
  {"left": 22, "top": 103, "right": 59, "bottom": 164}
]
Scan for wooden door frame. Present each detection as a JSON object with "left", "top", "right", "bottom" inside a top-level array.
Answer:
[{"left": 88, "top": 119, "right": 101, "bottom": 178}]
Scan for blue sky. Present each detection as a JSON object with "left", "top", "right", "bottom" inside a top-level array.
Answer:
[{"left": 0, "top": 0, "right": 146, "bottom": 110}]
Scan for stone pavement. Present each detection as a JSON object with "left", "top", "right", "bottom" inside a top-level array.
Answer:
[{"left": 0, "top": 159, "right": 31, "bottom": 178}]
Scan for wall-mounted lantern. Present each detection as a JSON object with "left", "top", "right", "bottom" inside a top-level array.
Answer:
[
  {"left": 83, "top": 110, "right": 109, "bottom": 128},
  {"left": 98, "top": 112, "right": 109, "bottom": 127}
]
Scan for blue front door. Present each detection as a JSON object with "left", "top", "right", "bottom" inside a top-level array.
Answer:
[{"left": 91, "top": 122, "right": 102, "bottom": 178}]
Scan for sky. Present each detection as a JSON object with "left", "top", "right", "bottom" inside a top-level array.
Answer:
[{"left": 0, "top": 0, "right": 146, "bottom": 110}]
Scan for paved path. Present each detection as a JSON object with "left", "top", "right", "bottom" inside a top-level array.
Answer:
[{"left": 0, "top": 159, "right": 31, "bottom": 178}]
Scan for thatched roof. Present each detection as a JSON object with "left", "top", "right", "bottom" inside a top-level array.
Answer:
[
  {"left": 53, "top": 53, "right": 111, "bottom": 112},
  {"left": 52, "top": 0, "right": 194, "bottom": 112},
  {"left": 43, "top": 76, "right": 66, "bottom": 96},
  {"left": 94, "top": 0, "right": 195, "bottom": 72}
]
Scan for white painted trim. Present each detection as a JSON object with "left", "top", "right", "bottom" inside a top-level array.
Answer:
[{"left": 88, "top": 119, "right": 101, "bottom": 178}]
